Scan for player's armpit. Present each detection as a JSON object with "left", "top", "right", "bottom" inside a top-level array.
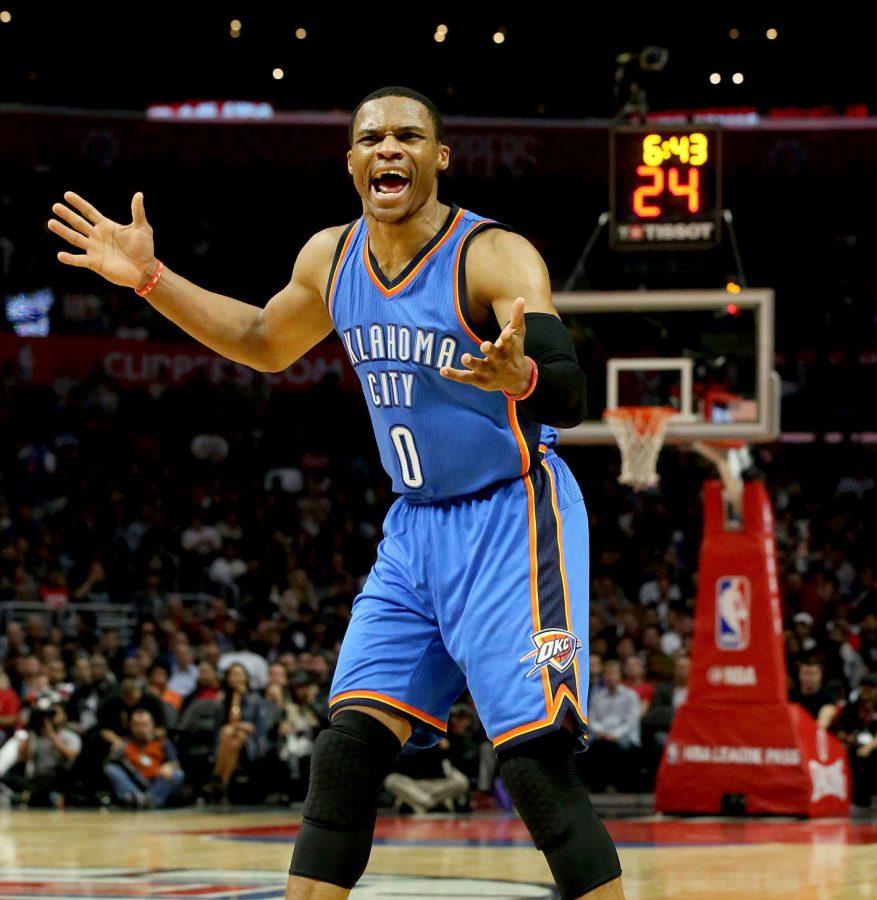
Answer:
[{"left": 248, "top": 226, "right": 343, "bottom": 372}]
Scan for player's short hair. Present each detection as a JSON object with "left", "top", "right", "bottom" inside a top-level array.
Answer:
[{"left": 349, "top": 86, "right": 444, "bottom": 145}]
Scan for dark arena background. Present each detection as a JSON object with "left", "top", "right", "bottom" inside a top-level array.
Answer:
[{"left": 1, "top": 6, "right": 876, "bottom": 898}]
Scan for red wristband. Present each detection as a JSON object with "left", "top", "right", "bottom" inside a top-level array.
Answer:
[
  {"left": 503, "top": 357, "right": 539, "bottom": 401},
  {"left": 135, "top": 260, "right": 164, "bottom": 297}
]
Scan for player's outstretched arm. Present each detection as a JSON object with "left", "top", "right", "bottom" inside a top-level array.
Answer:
[
  {"left": 439, "top": 229, "right": 588, "bottom": 427},
  {"left": 48, "top": 191, "right": 337, "bottom": 372}
]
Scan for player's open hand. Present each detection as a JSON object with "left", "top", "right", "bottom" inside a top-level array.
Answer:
[
  {"left": 440, "top": 296, "right": 533, "bottom": 395},
  {"left": 48, "top": 191, "right": 157, "bottom": 290}
]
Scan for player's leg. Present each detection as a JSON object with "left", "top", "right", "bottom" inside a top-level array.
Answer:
[
  {"left": 497, "top": 721, "right": 623, "bottom": 899},
  {"left": 435, "top": 451, "right": 623, "bottom": 898},
  {"left": 285, "top": 705, "right": 410, "bottom": 899},
  {"left": 287, "top": 496, "right": 465, "bottom": 896}
]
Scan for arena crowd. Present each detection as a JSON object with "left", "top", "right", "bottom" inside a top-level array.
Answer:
[{"left": 1, "top": 363, "right": 875, "bottom": 811}]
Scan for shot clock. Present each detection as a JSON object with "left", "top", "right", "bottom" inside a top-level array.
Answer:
[{"left": 609, "top": 125, "right": 722, "bottom": 250}]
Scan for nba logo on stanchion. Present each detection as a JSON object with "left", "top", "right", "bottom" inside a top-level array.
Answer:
[{"left": 716, "top": 576, "right": 751, "bottom": 650}]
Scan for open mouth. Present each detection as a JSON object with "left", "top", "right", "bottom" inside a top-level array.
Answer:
[{"left": 370, "top": 169, "right": 410, "bottom": 199}]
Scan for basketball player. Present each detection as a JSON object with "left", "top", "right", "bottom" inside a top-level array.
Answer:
[{"left": 48, "top": 86, "right": 623, "bottom": 899}]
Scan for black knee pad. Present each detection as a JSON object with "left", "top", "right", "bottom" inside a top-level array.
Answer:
[
  {"left": 289, "top": 710, "right": 402, "bottom": 888},
  {"left": 498, "top": 729, "right": 621, "bottom": 899}
]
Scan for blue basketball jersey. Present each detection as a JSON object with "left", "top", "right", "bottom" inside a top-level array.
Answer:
[{"left": 326, "top": 205, "right": 557, "bottom": 502}]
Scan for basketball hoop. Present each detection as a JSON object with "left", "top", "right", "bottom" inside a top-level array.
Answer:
[{"left": 604, "top": 406, "right": 675, "bottom": 491}]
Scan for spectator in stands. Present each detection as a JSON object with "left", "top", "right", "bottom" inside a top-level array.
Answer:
[
  {"left": 97, "top": 630, "right": 124, "bottom": 676},
  {"left": 638, "top": 564, "right": 681, "bottom": 627},
  {"left": 661, "top": 605, "right": 694, "bottom": 656},
  {"left": 70, "top": 656, "right": 93, "bottom": 691},
  {"left": 216, "top": 509, "right": 244, "bottom": 543},
  {"left": 167, "top": 639, "right": 198, "bottom": 699},
  {"left": 209, "top": 662, "right": 269, "bottom": 800},
  {"left": 97, "top": 677, "right": 167, "bottom": 748},
  {"left": 192, "top": 661, "right": 221, "bottom": 702},
  {"left": 39, "top": 568, "right": 70, "bottom": 610},
  {"left": 852, "top": 564, "right": 876, "bottom": 621},
  {"left": 591, "top": 571, "right": 629, "bottom": 619},
  {"left": 623, "top": 655, "right": 654, "bottom": 715},
  {"left": 121, "top": 655, "right": 146, "bottom": 681},
  {"left": 24, "top": 617, "right": 48, "bottom": 655},
  {"left": 831, "top": 673, "right": 877, "bottom": 809},
  {"left": 589, "top": 654, "right": 603, "bottom": 688},
  {"left": 67, "top": 658, "right": 105, "bottom": 735},
  {"left": 147, "top": 662, "right": 183, "bottom": 716},
  {"left": 267, "top": 661, "right": 289, "bottom": 692},
  {"left": 385, "top": 738, "right": 469, "bottom": 814},
  {"left": 71, "top": 559, "right": 108, "bottom": 601},
  {"left": 0, "top": 622, "right": 28, "bottom": 662},
  {"left": 642, "top": 624, "right": 673, "bottom": 682},
  {"left": 273, "top": 566, "right": 319, "bottom": 621},
  {"left": 798, "top": 573, "right": 838, "bottom": 630},
  {"left": 16, "top": 655, "right": 43, "bottom": 701},
  {"left": 89, "top": 653, "right": 117, "bottom": 695},
  {"left": 208, "top": 541, "right": 248, "bottom": 590},
  {"left": 585, "top": 658, "right": 642, "bottom": 791},
  {"left": 615, "top": 636, "right": 637, "bottom": 667},
  {"left": 641, "top": 654, "right": 690, "bottom": 773},
  {"left": 858, "top": 614, "right": 877, "bottom": 672},
  {"left": 789, "top": 659, "right": 837, "bottom": 727},
  {"left": 103, "top": 708, "right": 184, "bottom": 808},
  {"left": 0, "top": 696, "right": 81, "bottom": 807},
  {"left": 822, "top": 620, "right": 864, "bottom": 693},
  {"left": 10, "top": 566, "right": 38, "bottom": 603},
  {"left": 791, "top": 612, "right": 819, "bottom": 660},
  {"left": 181, "top": 514, "right": 222, "bottom": 558},
  {"left": 275, "top": 671, "right": 322, "bottom": 798},
  {"left": 46, "top": 659, "right": 73, "bottom": 699},
  {"left": 445, "top": 703, "right": 484, "bottom": 793}
]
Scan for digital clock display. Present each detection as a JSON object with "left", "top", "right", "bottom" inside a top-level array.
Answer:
[{"left": 610, "top": 126, "right": 722, "bottom": 250}]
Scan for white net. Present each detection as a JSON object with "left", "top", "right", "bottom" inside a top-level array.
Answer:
[{"left": 604, "top": 407, "right": 674, "bottom": 491}]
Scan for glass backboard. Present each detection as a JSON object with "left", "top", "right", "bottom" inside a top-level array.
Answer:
[{"left": 554, "top": 289, "right": 779, "bottom": 444}]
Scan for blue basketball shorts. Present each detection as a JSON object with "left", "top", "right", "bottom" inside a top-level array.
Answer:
[{"left": 329, "top": 450, "right": 590, "bottom": 751}]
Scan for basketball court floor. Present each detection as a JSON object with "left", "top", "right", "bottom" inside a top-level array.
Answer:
[{"left": 1, "top": 808, "right": 875, "bottom": 898}]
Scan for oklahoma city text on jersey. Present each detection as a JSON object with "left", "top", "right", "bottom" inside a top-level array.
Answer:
[{"left": 340, "top": 323, "right": 460, "bottom": 409}]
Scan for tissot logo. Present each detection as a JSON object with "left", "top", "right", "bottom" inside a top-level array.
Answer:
[{"left": 616, "top": 222, "right": 715, "bottom": 242}]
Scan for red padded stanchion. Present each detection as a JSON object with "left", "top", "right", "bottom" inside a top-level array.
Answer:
[{"left": 655, "top": 480, "right": 850, "bottom": 816}]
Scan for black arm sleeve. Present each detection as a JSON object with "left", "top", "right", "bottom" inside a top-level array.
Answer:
[{"left": 516, "top": 312, "right": 588, "bottom": 429}]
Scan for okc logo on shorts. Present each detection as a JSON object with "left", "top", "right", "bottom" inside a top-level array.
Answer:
[
  {"left": 716, "top": 576, "right": 751, "bottom": 650},
  {"left": 520, "top": 628, "right": 581, "bottom": 678}
]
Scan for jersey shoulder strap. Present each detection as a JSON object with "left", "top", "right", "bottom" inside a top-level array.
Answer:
[{"left": 324, "top": 219, "right": 360, "bottom": 315}]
